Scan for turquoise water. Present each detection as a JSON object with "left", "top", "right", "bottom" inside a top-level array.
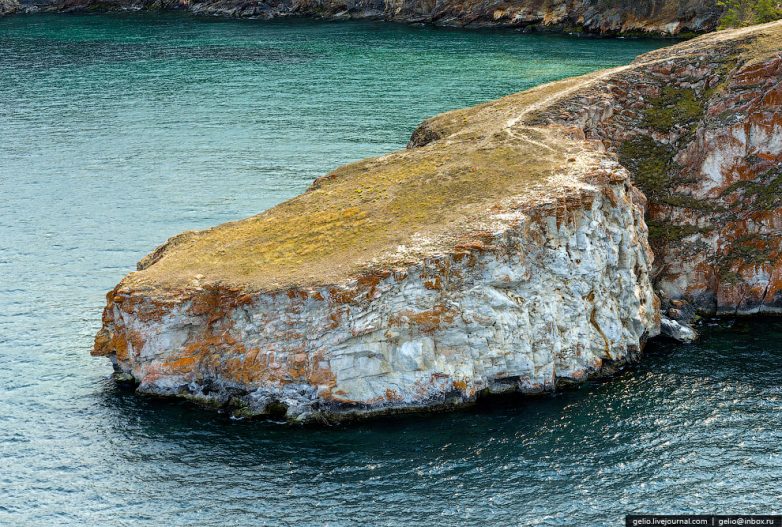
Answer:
[{"left": 2, "top": 13, "right": 779, "bottom": 526}]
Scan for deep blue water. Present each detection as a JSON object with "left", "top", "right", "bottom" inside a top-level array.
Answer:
[{"left": 1, "top": 13, "right": 779, "bottom": 527}]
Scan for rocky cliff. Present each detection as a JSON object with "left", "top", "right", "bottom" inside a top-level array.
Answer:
[
  {"left": 93, "top": 76, "right": 662, "bottom": 423},
  {"left": 425, "top": 19, "right": 782, "bottom": 316},
  {"left": 93, "top": 21, "right": 782, "bottom": 422},
  {"left": 4, "top": 0, "right": 722, "bottom": 36}
]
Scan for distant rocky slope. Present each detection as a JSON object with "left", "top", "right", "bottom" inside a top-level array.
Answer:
[
  {"left": 2, "top": 0, "right": 724, "bottom": 35},
  {"left": 93, "top": 21, "right": 782, "bottom": 422},
  {"left": 547, "top": 28, "right": 782, "bottom": 315}
]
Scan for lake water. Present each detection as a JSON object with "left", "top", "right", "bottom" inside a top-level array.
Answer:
[{"left": 2, "top": 13, "right": 779, "bottom": 526}]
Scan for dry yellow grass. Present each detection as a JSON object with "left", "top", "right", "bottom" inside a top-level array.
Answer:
[
  {"left": 123, "top": 19, "right": 782, "bottom": 295},
  {"left": 127, "top": 125, "right": 595, "bottom": 293}
]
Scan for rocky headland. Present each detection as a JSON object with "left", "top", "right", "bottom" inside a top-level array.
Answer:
[{"left": 92, "top": 21, "right": 782, "bottom": 422}]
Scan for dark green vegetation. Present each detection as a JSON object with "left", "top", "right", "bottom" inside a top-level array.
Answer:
[
  {"left": 645, "top": 220, "right": 704, "bottom": 243},
  {"left": 718, "top": 0, "right": 782, "bottom": 28},
  {"left": 620, "top": 85, "right": 707, "bottom": 199},
  {"left": 618, "top": 136, "right": 676, "bottom": 199},
  {"left": 618, "top": 85, "right": 713, "bottom": 243},
  {"left": 642, "top": 87, "right": 704, "bottom": 133},
  {"left": 722, "top": 166, "right": 782, "bottom": 210}
]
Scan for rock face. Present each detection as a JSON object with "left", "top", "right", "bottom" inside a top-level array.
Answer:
[
  {"left": 96, "top": 174, "right": 657, "bottom": 421},
  {"left": 94, "top": 75, "right": 661, "bottom": 422},
  {"left": 6, "top": 0, "right": 721, "bottom": 36},
  {"left": 524, "top": 21, "right": 782, "bottom": 315},
  {"left": 94, "top": 21, "right": 782, "bottom": 422}
]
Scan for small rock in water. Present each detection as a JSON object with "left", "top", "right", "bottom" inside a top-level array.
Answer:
[
  {"left": 112, "top": 372, "right": 136, "bottom": 385},
  {"left": 660, "top": 317, "right": 698, "bottom": 343}
]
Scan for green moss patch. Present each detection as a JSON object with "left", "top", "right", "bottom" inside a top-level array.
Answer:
[
  {"left": 618, "top": 136, "right": 675, "bottom": 197},
  {"left": 647, "top": 220, "right": 704, "bottom": 243},
  {"left": 642, "top": 87, "right": 705, "bottom": 133},
  {"left": 722, "top": 166, "right": 782, "bottom": 210}
]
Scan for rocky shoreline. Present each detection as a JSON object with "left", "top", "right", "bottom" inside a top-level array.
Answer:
[{"left": 1, "top": 0, "right": 723, "bottom": 36}]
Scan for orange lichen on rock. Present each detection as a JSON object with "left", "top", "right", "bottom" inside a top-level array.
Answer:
[{"left": 390, "top": 305, "right": 457, "bottom": 335}]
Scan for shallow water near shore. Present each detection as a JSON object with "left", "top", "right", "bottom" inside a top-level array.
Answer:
[{"left": 2, "top": 13, "right": 780, "bottom": 526}]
